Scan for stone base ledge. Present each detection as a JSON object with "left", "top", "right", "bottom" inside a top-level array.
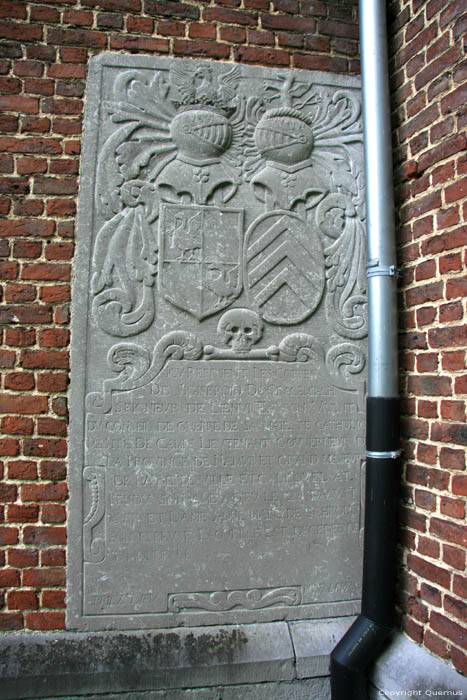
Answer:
[
  {"left": 370, "top": 632, "right": 467, "bottom": 698},
  {"left": 0, "top": 618, "right": 352, "bottom": 700}
]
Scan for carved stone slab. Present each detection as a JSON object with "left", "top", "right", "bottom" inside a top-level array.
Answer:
[{"left": 69, "top": 54, "right": 367, "bottom": 631}]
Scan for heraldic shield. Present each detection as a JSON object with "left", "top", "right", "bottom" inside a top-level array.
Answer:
[{"left": 159, "top": 203, "right": 244, "bottom": 320}]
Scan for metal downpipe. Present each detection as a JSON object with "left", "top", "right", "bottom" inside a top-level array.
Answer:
[{"left": 330, "top": 0, "right": 400, "bottom": 697}]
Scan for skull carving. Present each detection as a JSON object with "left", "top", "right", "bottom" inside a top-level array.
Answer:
[{"left": 217, "top": 308, "right": 264, "bottom": 353}]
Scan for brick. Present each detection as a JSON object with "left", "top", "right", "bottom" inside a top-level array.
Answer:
[
  {"left": 417, "top": 534, "right": 439, "bottom": 558},
  {"left": 317, "top": 19, "right": 358, "bottom": 39},
  {"left": 416, "top": 399, "right": 438, "bottom": 419},
  {"left": 4, "top": 372, "right": 35, "bottom": 391},
  {"left": 441, "top": 350, "right": 466, "bottom": 372},
  {"left": 0, "top": 483, "right": 16, "bottom": 502},
  {"left": 0, "top": 219, "right": 55, "bottom": 239},
  {"left": 5, "top": 328, "right": 36, "bottom": 347},
  {"left": 1, "top": 416, "right": 34, "bottom": 435},
  {"left": 126, "top": 16, "right": 154, "bottom": 33},
  {"left": 7, "top": 504, "right": 39, "bottom": 523},
  {"left": 0, "top": 21, "right": 42, "bottom": 42},
  {"left": 8, "top": 590, "right": 39, "bottom": 611},
  {"left": 22, "top": 263, "right": 71, "bottom": 282},
  {"left": 47, "top": 27, "right": 107, "bottom": 49},
  {"left": 451, "top": 646, "right": 467, "bottom": 676},
  {"left": 110, "top": 35, "right": 170, "bottom": 52},
  {"left": 0, "top": 77, "right": 21, "bottom": 94},
  {"left": 56, "top": 80, "right": 85, "bottom": 98},
  {"left": 41, "top": 548, "right": 66, "bottom": 566},
  {"left": 13, "top": 201, "right": 44, "bottom": 217},
  {"left": 445, "top": 177, "right": 467, "bottom": 204},
  {"left": 188, "top": 23, "right": 216, "bottom": 39},
  {"left": 23, "top": 527, "right": 67, "bottom": 547},
  {"left": 45, "top": 243, "right": 74, "bottom": 261},
  {"left": 430, "top": 611, "right": 466, "bottom": 649},
  {"left": 20, "top": 117, "right": 51, "bottom": 134},
  {"left": 52, "top": 397, "right": 68, "bottom": 417},
  {"left": 400, "top": 103, "right": 440, "bottom": 144},
  {"left": 420, "top": 583, "right": 442, "bottom": 607},
  {"left": 403, "top": 616, "right": 424, "bottom": 644},
  {"left": 294, "top": 54, "right": 347, "bottom": 73},
  {"left": 23, "top": 438, "right": 67, "bottom": 458},
  {"left": 400, "top": 506, "right": 426, "bottom": 532},
  {"left": 42, "top": 504, "right": 66, "bottom": 523},
  {"left": 0, "top": 305, "right": 53, "bottom": 325},
  {"left": 429, "top": 325, "right": 467, "bottom": 349},
  {"left": 418, "top": 134, "right": 466, "bottom": 174},
  {"left": 220, "top": 26, "right": 247, "bottom": 43},
  {"left": 8, "top": 548, "right": 38, "bottom": 568},
  {"left": 40, "top": 461, "right": 67, "bottom": 481},
  {"left": 8, "top": 460, "right": 37, "bottom": 480},
  {"left": 144, "top": 0, "right": 198, "bottom": 18},
  {"left": 407, "top": 553, "right": 451, "bottom": 589},
  {"left": 37, "top": 417, "right": 68, "bottom": 436},
  {"left": 416, "top": 353, "right": 438, "bottom": 373},
  {"left": 0, "top": 95, "right": 39, "bottom": 113},
  {"left": 0, "top": 42, "right": 22, "bottom": 59},
  {"left": 22, "top": 483, "right": 68, "bottom": 502},
  {"left": 0, "top": 569, "right": 20, "bottom": 587},
  {"left": 437, "top": 207, "right": 460, "bottom": 231},
  {"left": 63, "top": 9, "right": 94, "bottom": 26},
  {"left": 26, "top": 612, "right": 65, "bottom": 631},
  {"left": 440, "top": 400, "right": 465, "bottom": 422},
  {"left": 40, "top": 285, "right": 71, "bottom": 302},
  {"left": 0, "top": 393, "right": 47, "bottom": 415},
  {"left": 453, "top": 573, "right": 467, "bottom": 599},
  {"left": 249, "top": 30, "right": 274, "bottom": 46},
  {"left": 42, "top": 590, "right": 66, "bottom": 608},
  {"left": 0, "top": 613, "right": 22, "bottom": 630},
  {"left": 0, "top": 1, "right": 27, "bottom": 19},
  {"left": 157, "top": 19, "right": 185, "bottom": 36},
  {"left": 443, "top": 544, "right": 466, "bottom": 571},
  {"left": 0, "top": 438, "right": 19, "bottom": 456},
  {"left": 36, "top": 373, "right": 69, "bottom": 392},
  {"left": 46, "top": 199, "right": 76, "bottom": 216},
  {"left": 424, "top": 630, "right": 449, "bottom": 659},
  {"left": 440, "top": 496, "right": 465, "bottom": 519},
  {"left": 452, "top": 474, "right": 467, "bottom": 497},
  {"left": 0, "top": 525, "right": 19, "bottom": 544},
  {"left": 30, "top": 5, "right": 60, "bottom": 23},
  {"left": 430, "top": 517, "right": 467, "bottom": 547},
  {"left": 408, "top": 375, "right": 451, "bottom": 397},
  {"left": 21, "top": 350, "right": 69, "bottom": 370}
]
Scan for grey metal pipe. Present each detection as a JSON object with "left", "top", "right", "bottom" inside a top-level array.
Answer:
[
  {"left": 363, "top": 0, "right": 399, "bottom": 399},
  {"left": 330, "top": 0, "right": 400, "bottom": 697}
]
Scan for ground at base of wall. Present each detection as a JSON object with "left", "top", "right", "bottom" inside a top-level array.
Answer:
[{"left": 28, "top": 679, "right": 330, "bottom": 700}]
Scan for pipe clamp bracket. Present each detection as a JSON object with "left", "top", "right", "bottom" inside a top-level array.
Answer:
[
  {"left": 366, "top": 449, "right": 401, "bottom": 460},
  {"left": 366, "top": 259, "right": 400, "bottom": 279}
]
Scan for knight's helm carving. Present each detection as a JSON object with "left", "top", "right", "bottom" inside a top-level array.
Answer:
[
  {"left": 217, "top": 308, "right": 264, "bottom": 353},
  {"left": 254, "top": 108, "right": 314, "bottom": 166}
]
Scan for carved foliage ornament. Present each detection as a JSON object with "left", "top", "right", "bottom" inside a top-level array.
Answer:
[{"left": 92, "top": 60, "right": 367, "bottom": 338}]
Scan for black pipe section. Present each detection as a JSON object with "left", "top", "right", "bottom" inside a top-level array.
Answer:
[{"left": 330, "top": 397, "right": 400, "bottom": 699}]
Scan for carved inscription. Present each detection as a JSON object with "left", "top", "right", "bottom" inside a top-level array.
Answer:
[
  {"left": 82, "top": 361, "right": 364, "bottom": 622},
  {"left": 69, "top": 55, "right": 367, "bottom": 630}
]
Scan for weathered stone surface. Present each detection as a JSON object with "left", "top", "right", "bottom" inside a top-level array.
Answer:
[
  {"left": 37, "top": 678, "right": 330, "bottom": 700},
  {"left": 290, "top": 616, "right": 355, "bottom": 678},
  {"left": 0, "top": 623, "right": 294, "bottom": 699},
  {"left": 70, "top": 54, "right": 366, "bottom": 631},
  {"left": 370, "top": 631, "right": 467, "bottom": 695}
]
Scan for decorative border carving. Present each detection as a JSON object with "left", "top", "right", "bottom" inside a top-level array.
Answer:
[
  {"left": 168, "top": 586, "right": 302, "bottom": 613},
  {"left": 83, "top": 467, "right": 106, "bottom": 563},
  {"left": 86, "top": 330, "right": 366, "bottom": 415}
]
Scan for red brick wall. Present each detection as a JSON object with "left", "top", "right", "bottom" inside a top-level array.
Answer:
[
  {"left": 389, "top": 0, "right": 466, "bottom": 676},
  {"left": 0, "top": 1, "right": 359, "bottom": 633}
]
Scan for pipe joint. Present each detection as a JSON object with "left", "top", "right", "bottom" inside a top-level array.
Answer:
[{"left": 366, "top": 259, "right": 400, "bottom": 278}]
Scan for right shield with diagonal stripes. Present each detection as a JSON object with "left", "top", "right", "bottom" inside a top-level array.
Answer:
[{"left": 245, "top": 211, "right": 325, "bottom": 324}]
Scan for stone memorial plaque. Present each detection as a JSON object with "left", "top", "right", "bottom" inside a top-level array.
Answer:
[{"left": 69, "top": 54, "right": 367, "bottom": 631}]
